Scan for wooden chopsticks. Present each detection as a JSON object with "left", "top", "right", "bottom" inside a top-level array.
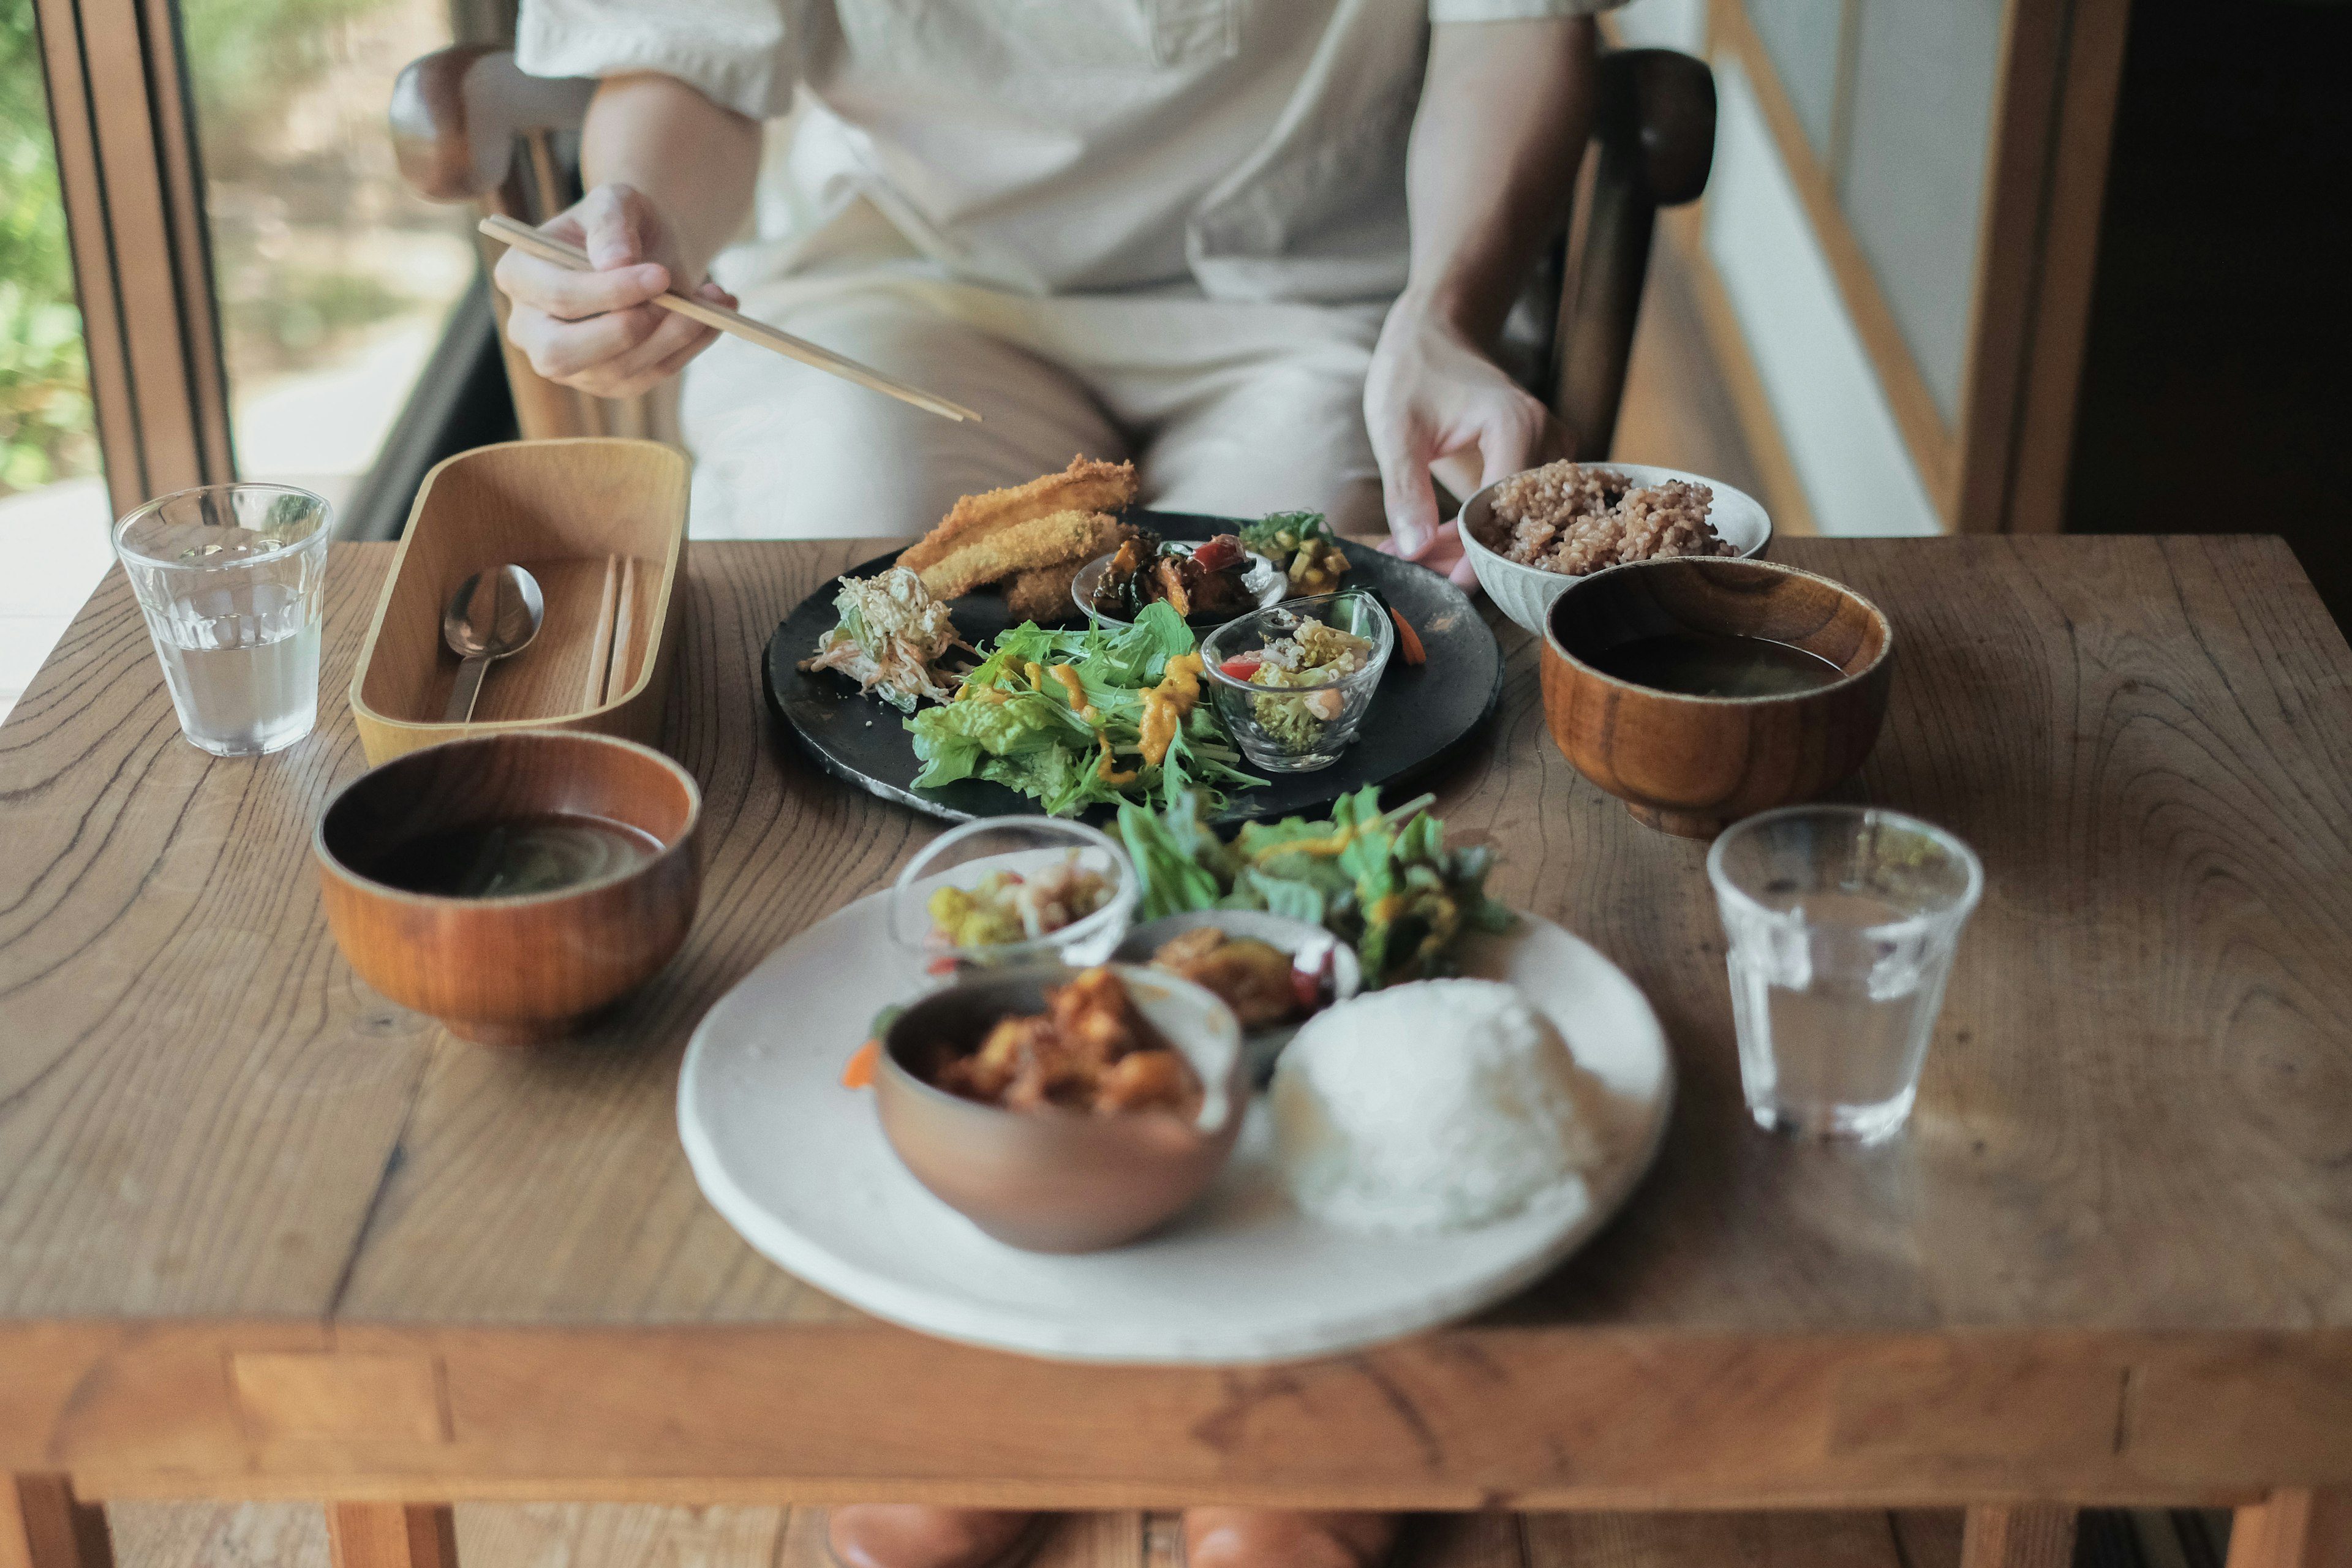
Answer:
[
  {"left": 479, "top": 215, "right": 981, "bottom": 424},
  {"left": 582, "top": 554, "right": 641, "bottom": 711}
]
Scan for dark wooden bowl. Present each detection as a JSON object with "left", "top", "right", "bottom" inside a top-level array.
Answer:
[
  {"left": 314, "top": 731, "right": 702, "bottom": 1044},
  {"left": 1540, "top": 557, "right": 1894, "bottom": 839}
]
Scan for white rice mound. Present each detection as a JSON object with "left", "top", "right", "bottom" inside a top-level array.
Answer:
[{"left": 1271, "top": 979, "right": 1607, "bottom": 1235}]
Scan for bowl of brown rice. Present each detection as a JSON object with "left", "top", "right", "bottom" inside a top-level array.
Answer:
[{"left": 1459, "top": 461, "right": 1772, "bottom": 636}]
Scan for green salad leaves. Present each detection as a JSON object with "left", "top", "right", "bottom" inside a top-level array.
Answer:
[
  {"left": 907, "top": 601, "right": 1265, "bottom": 817},
  {"left": 1116, "top": 786, "right": 1514, "bottom": 986}
]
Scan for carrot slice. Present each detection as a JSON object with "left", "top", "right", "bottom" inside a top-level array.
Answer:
[
  {"left": 842, "top": 1038, "right": 880, "bottom": 1090},
  {"left": 1389, "top": 606, "right": 1427, "bottom": 665}
]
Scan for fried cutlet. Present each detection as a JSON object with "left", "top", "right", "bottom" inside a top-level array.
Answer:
[
  {"left": 900, "top": 455, "right": 1136, "bottom": 575},
  {"left": 1004, "top": 560, "right": 1087, "bottom": 624},
  {"left": 918, "top": 510, "right": 1125, "bottom": 601},
  {"left": 1003, "top": 522, "right": 1142, "bottom": 623}
]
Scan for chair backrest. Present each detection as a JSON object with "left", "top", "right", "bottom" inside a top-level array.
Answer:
[
  {"left": 390, "top": 45, "right": 1715, "bottom": 458},
  {"left": 392, "top": 47, "right": 672, "bottom": 443},
  {"left": 1502, "top": 48, "right": 1716, "bottom": 461}
]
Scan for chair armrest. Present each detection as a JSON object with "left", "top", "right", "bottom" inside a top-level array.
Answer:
[
  {"left": 1595, "top": 48, "right": 1716, "bottom": 207},
  {"left": 390, "top": 46, "right": 596, "bottom": 202}
]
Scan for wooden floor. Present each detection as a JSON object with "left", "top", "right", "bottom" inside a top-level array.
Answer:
[{"left": 105, "top": 1502, "right": 1971, "bottom": 1568}]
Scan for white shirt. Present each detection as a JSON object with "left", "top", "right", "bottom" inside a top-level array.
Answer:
[{"left": 518, "top": 0, "right": 1620, "bottom": 304}]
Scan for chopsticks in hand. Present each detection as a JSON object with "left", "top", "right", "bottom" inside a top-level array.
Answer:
[{"left": 478, "top": 214, "right": 981, "bottom": 425}]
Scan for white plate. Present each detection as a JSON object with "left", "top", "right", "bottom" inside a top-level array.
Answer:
[{"left": 677, "top": 891, "right": 1673, "bottom": 1365}]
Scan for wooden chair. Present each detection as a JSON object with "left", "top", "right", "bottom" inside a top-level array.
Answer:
[{"left": 388, "top": 45, "right": 1713, "bottom": 461}]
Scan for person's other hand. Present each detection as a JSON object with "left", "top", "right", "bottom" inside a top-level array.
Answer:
[
  {"left": 493, "top": 183, "right": 737, "bottom": 399},
  {"left": 1364, "top": 299, "right": 1570, "bottom": 587}
]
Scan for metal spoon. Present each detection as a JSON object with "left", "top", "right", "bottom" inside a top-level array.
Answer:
[{"left": 440, "top": 565, "right": 545, "bottom": 723}]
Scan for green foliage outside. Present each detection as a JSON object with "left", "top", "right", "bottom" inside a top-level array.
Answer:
[
  {"left": 183, "top": 0, "right": 421, "bottom": 377},
  {"left": 0, "top": 0, "right": 424, "bottom": 496},
  {"left": 0, "top": 0, "right": 95, "bottom": 495}
]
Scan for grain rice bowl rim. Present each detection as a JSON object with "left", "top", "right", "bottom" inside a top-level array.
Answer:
[{"left": 1458, "top": 461, "right": 1774, "bottom": 583}]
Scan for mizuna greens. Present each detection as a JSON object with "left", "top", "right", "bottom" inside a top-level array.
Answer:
[
  {"left": 907, "top": 601, "right": 1265, "bottom": 817},
  {"left": 1116, "top": 786, "right": 1513, "bottom": 986}
]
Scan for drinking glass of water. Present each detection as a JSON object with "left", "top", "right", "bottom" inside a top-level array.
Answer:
[
  {"left": 1706, "top": 805, "right": 1983, "bottom": 1144},
  {"left": 114, "top": 484, "right": 331, "bottom": 756}
]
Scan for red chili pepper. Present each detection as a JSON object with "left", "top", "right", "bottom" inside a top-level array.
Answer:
[
  {"left": 1190, "top": 535, "right": 1245, "bottom": 573},
  {"left": 1388, "top": 606, "right": 1427, "bottom": 665},
  {"left": 1219, "top": 656, "right": 1263, "bottom": 680}
]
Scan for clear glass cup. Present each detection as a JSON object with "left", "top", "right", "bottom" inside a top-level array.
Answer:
[
  {"left": 114, "top": 484, "right": 331, "bottom": 756},
  {"left": 1706, "top": 805, "right": 1984, "bottom": 1144},
  {"left": 1198, "top": 591, "right": 1394, "bottom": 773},
  {"left": 889, "top": 818, "right": 1139, "bottom": 985}
]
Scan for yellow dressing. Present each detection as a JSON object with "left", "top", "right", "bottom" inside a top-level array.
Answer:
[
  {"left": 1096, "top": 732, "right": 1136, "bottom": 785},
  {"left": 1047, "top": 663, "right": 1092, "bottom": 719},
  {"left": 1137, "top": 652, "right": 1204, "bottom": 768}
]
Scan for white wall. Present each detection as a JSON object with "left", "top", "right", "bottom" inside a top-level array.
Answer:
[
  {"left": 1703, "top": 60, "right": 1942, "bottom": 537},
  {"left": 1609, "top": 2, "right": 1945, "bottom": 537}
]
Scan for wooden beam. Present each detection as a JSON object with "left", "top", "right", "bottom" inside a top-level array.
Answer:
[
  {"left": 2226, "top": 1492, "right": 2352, "bottom": 1568},
  {"left": 0, "top": 1477, "right": 114, "bottom": 1568},
  {"left": 328, "top": 1504, "right": 459, "bottom": 1568},
  {"left": 2002, "top": 0, "right": 2132, "bottom": 533},
  {"left": 27, "top": 0, "right": 235, "bottom": 516},
  {"left": 1961, "top": 1505, "right": 2076, "bottom": 1568}
]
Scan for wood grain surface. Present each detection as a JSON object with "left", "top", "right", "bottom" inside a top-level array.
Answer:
[
  {"left": 102, "top": 1504, "right": 1955, "bottom": 1568},
  {"left": 2, "top": 537, "right": 2349, "bottom": 1509}
]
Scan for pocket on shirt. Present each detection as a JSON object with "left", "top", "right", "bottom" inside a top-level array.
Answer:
[{"left": 1144, "top": 0, "right": 1239, "bottom": 66}]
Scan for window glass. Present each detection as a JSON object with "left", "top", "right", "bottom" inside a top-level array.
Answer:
[
  {"left": 0, "top": 0, "right": 110, "bottom": 719},
  {"left": 182, "top": 0, "right": 479, "bottom": 518}
]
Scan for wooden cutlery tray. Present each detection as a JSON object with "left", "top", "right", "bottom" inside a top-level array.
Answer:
[{"left": 349, "top": 439, "right": 690, "bottom": 765}]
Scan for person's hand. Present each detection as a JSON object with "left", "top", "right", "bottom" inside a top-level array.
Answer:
[
  {"left": 1364, "top": 297, "right": 1570, "bottom": 587},
  {"left": 492, "top": 183, "right": 737, "bottom": 399}
]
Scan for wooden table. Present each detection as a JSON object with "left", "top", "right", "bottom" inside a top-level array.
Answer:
[{"left": 1, "top": 537, "right": 2348, "bottom": 1568}]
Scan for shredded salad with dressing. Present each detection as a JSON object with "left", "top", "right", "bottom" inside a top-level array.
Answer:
[
  {"left": 797, "top": 567, "right": 968, "bottom": 713},
  {"left": 907, "top": 601, "right": 1266, "bottom": 817}
]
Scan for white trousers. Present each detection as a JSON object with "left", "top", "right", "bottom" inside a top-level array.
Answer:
[{"left": 679, "top": 266, "right": 1388, "bottom": 541}]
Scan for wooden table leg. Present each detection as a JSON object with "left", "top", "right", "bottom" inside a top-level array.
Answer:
[
  {"left": 328, "top": 1504, "right": 461, "bottom": 1568},
  {"left": 2228, "top": 1492, "right": 2352, "bottom": 1568},
  {"left": 1962, "top": 1504, "right": 2077, "bottom": 1568},
  {"left": 0, "top": 1477, "right": 113, "bottom": 1568}
]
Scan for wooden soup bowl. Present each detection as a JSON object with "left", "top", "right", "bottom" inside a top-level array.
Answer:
[
  {"left": 315, "top": 731, "right": 702, "bottom": 1045},
  {"left": 1540, "top": 557, "right": 1894, "bottom": 839}
]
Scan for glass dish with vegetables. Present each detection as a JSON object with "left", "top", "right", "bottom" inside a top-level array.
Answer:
[
  {"left": 1198, "top": 592, "right": 1394, "bottom": 772},
  {"left": 888, "top": 817, "right": 1139, "bottom": 979}
]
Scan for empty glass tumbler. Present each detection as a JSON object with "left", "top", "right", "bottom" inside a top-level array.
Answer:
[
  {"left": 114, "top": 484, "right": 331, "bottom": 756},
  {"left": 1706, "top": 805, "right": 1984, "bottom": 1144}
]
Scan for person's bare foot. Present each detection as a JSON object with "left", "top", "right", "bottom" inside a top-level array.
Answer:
[
  {"left": 1183, "top": 1509, "right": 1400, "bottom": 1568},
  {"left": 826, "top": 1507, "right": 1041, "bottom": 1568}
]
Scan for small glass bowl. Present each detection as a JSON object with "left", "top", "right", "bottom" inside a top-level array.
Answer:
[
  {"left": 888, "top": 817, "right": 1139, "bottom": 984},
  {"left": 1199, "top": 591, "right": 1395, "bottom": 773}
]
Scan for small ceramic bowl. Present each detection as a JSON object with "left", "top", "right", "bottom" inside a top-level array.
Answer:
[
  {"left": 875, "top": 963, "right": 1245, "bottom": 1253},
  {"left": 888, "top": 817, "right": 1137, "bottom": 983},
  {"left": 1198, "top": 591, "right": 1395, "bottom": 773},
  {"left": 1070, "top": 543, "right": 1285, "bottom": 627},
  {"left": 1460, "top": 462, "right": 1773, "bottom": 636},
  {"left": 1540, "top": 556, "right": 1894, "bottom": 839},
  {"left": 314, "top": 731, "right": 702, "bottom": 1044},
  {"left": 1115, "top": 909, "right": 1363, "bottom": 1084}
]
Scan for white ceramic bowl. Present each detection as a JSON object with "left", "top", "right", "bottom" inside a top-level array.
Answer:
[{"left": 1458, "top": 462, "right": 1773, "bottom": 637}]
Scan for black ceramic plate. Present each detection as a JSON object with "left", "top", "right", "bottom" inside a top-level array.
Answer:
[{"left": 763, "top": 511, "right": 1502, "bottom": 824}]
